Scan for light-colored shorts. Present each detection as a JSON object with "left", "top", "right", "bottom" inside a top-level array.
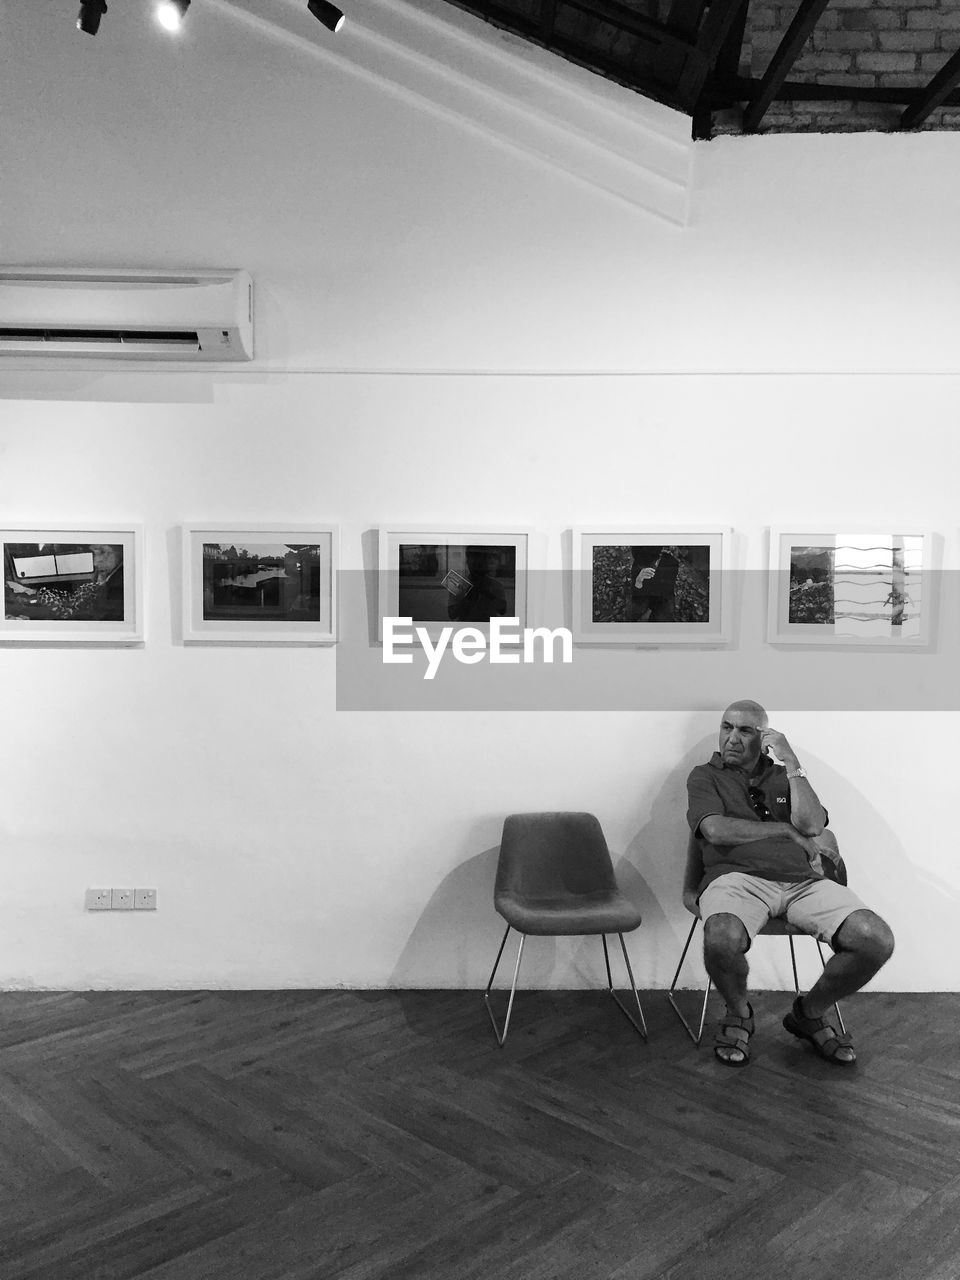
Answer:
[{"left": 698, "top": 872, "right": 869, "bottom": 948}]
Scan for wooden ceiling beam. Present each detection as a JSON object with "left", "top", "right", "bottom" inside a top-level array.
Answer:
[
  {"left": 693, "top": 0, "right": 749, "bottom": 138},
  {"left": 724, "top": 73, "right": 960, "bottom": 108},
  {"left": 742, "top": 0, "right": 832, "bottom": 132},
  {"left": 446, "top": 0, "right": 688, "bottom": 102},
  {"left": 676, "top": 0, "right": 749, "bottom": 111},
  {"left": 713, "top": 0, "right": 749, "bottom": 85},
  {"left": 652, "top": 0, "right": 708, "bottom": 94},
  {"left": 665, "top": 0, "right": 709, "bottom": 34},
  {"left": 901, "top": 46, "right": 960, "bottom": 129},
  {"left": 449, "top": 0, "right": 694, "bottom": 55},
  {"left": 560, "top": 0, "right": 697, "bottom": 54},
  {"left": 539, "top": 0, "right": 558, "bottom": 40}
]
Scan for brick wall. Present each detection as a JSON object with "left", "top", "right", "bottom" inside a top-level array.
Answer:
[{"left": 716, "top": 0, "right": 960, "bottom": 133}]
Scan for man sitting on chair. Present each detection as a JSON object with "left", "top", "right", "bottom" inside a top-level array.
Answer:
[{"left": 686, "top": 699, "right": 894, "bottom": 1067}]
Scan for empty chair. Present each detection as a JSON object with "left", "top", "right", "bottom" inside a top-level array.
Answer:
[
  {"left": 667, "top": 830, "right": 848, "bottom": 1043},
  {"left": 484, "top": 812, "right": 647, "bottom": 1046}
]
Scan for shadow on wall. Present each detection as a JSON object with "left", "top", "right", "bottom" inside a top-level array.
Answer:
[
  {"left": 387, "top": 836, "right": 550, "bottom": 989},
  {"left": 804, "top": 765, "right": 960, "bottom": 991},
  {"left": 390, "top": 734, "right": 959, "bottom": 993},
  {"left": 620, "top": 735, "right": 714, "bottom": 990}
]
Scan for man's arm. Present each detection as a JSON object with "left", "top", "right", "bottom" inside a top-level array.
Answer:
[
  {"left": 699, "top": 814, "right": 821, "bottom": 853},
  {"left": 761, "top": 727, "right": 826, "bottom": 836}
]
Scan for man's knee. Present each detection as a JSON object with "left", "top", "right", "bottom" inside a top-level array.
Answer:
[
  {"left": 703, "top": 912, "right": 750, "bottom": 963},
  {"left": 833, "top": 909, "right": 895, "bottom": 966}
]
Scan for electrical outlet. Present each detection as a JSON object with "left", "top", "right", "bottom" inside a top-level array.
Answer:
[
  {"left": 134, "top": 888, "right": 157, "bottom": 911},
  {"left": 111, "top": 887, "right": 135, "bottom": 911},
  {"left": 85, "top": 888, "right": 112, "bottom": 911}
]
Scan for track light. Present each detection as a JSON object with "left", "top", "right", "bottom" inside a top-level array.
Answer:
[
  {"left": 76, "top": 0, "right": 107, "bottom": 35},
  {"left": 156, "top": 0, "right": 190, "bottom": 32},
  {"left": 308, "top": 0, "right": 345, "bottom": 33}
]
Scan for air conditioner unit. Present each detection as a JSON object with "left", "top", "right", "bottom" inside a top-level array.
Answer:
[{"left": 0, "top": 267, "right": 254, "bottom": 361}]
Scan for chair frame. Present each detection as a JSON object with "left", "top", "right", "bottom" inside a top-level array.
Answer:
[
  {"left": 484, "top": 925, "right": 648, "bottom": 1046},
  {"left": 668, "top": 831, "right": 847, "bottom": 1044}
]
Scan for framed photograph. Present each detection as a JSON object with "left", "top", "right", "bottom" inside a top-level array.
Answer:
[
  {"left": 378, "top": 527, "right": 530, "bottom": 640},
  {"left": 182, "top": 524, "right": 339, "bottom": 644},
  {"left": 767, "top": 527, "right": 933, "bottom": 647},
  {"left": 1, "top": 525, "right": 143, "bottom": 644},
  {"left": 572, "top": 527, "right": 732, "bottom": 645}
]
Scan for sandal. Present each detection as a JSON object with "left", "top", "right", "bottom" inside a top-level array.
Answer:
[
  {"left": 783, "top": 996, "right": 856, "bottom": 1065},
  {"left": 713, "top": 1004, "right": 754, "bottom": 1067}
]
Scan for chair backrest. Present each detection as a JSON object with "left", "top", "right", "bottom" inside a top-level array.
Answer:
[
  {"left": 496, "top": 812, "right": 617, "bottom": 904},
  {"left": 682, "top": 827, "right": 847, "bottom": 918}
]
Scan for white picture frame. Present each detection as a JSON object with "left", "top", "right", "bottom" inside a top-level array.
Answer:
[
  {"left": 572, "top": 526, "right": 732, "bottom": 645},
  {"left": 182, "top": 524, "right": 339, "bottom": 645},
  {"left": 0, "top": 524, "right": 143, "bottom": 644},
  {"left": 378, "top": 526, "right": 531, "bottom": 642},
  {"left": 767, "top": 526, "right": 934, "bottom": 648}
]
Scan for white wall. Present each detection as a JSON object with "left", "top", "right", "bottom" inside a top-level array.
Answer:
[{"left": 2, "top": 0, "right": 959, "bottom": 991}]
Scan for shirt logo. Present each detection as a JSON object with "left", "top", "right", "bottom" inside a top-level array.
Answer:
[{"left": 775, "top": 797, "right": 787, "bottom": 804}]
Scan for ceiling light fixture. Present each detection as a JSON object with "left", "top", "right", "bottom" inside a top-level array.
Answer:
[
  {"left": 76, "top": 0, "right": 107, "bottom": 35},
  {"left": 307, "top": 0, "right": 345, "bottom": 34},
  {"left": 156, "top": 0, "right": 191, "bottom": 33}
]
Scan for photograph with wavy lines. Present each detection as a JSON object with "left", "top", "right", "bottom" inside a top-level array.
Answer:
[{"left": 784, "top": 534, "right": 926, "bottom": 640}]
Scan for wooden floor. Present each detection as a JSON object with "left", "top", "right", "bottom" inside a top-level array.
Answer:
[{"left": 0, "top": 988, "right": 958, "bottom": 1279}]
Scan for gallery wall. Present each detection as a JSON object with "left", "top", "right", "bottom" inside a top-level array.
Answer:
[{"left": 2, "top": 0, "right": 960, "bottom": 992}]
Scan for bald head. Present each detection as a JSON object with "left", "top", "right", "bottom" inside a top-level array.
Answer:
[
  {"left": 718, "top": 700, "right": 768, "bottom": 772},
  {"left": 722, "top": 699, "right": 768, "bottom": 727}
]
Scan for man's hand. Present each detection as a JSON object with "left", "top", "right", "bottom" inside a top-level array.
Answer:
[
  {"left": 634, "top": 567, "right": 656, "bottom": 588},
  {"left": 760, "top": 727, "right": 799, "bottom": 769},
  {"left": 784, "top": 827, "right": 828, "bottom": 874}
]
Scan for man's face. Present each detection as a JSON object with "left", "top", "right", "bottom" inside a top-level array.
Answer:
[{"left": 719, "top": 706, "right": 765, "bottom": 772}]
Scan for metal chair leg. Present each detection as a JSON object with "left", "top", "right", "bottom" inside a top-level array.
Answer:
[
  {"left": 667, "top": 917, "right": 711, "bottom": 1044},
  {"left": 602, "top": 933, "right": 648, "bottom": 1039},
  {"left": 484, "top": 927, "right": 649, "bottom": 1046},
  {"left": 483, "top": 925, "right": 525, "bottom": 1047},
  {"left": 814, "top": 938, "right": 846, "bottom": 1034}
]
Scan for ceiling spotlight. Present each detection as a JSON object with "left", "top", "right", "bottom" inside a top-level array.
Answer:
[
  {"left": 76, "top": 0, "right": 107, "bottom": 35},
  {"left": 156, "top": 0, "right": 190, "bottom": 32},
  {"left": 308, "top": 0, "right": 345, "bottom": 33}
]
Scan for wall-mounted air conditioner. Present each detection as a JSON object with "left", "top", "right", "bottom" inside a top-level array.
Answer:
[{"left": 0, "top": 267, "right": 254, "bottom": 361}]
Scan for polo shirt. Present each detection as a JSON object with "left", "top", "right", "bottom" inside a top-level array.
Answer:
[{"left": 686, "top": 751, "right": 828, "bottom": 891}]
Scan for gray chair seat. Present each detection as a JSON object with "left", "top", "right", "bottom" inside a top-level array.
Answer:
[{"left": 496, "top": 889, "right": 643, "bottom": 936}]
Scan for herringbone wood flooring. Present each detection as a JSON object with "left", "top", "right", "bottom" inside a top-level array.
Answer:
[{"left": 0, "top": 989, "right": 958, "bottom": 1279}]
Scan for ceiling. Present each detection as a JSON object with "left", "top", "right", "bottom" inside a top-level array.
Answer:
[{"left": 437, "top": 0, "right": 960, "bottom": 137}]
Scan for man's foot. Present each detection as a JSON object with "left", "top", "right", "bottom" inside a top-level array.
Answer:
[
  {"left": 783, "top": 995, "right": 856, "bottom": 1065},
  {"left": 713, "top": 1004, "right": 754, "bottom": 1067}
]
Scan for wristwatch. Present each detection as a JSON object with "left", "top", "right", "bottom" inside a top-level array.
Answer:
[{"left": 786, "top": 767, "right": 807, "bottom": 779}]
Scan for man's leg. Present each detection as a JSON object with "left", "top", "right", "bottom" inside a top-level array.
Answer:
[
  {"left": 698, "top": 876, "right": 777, "bottom": 1065},
  {"left": 785, "top": 908, "right": 894, "bottom": 1064},
  {"left": 703, "top": 912, "right": 752, "bottom": 1019},
  {"left": 803, "top": 908, "right": 895, "bottom": 1017},
  {"left": 703, "top": 912, "right": 756, "bottom": 1065}
]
